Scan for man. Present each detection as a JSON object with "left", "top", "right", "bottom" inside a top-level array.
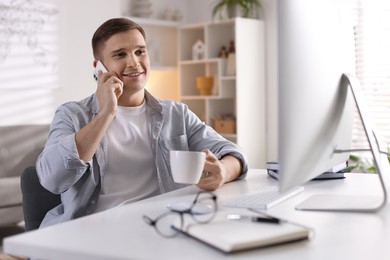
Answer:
[{"left": 36, "top": 18, "right": 248, "bottom": 228}]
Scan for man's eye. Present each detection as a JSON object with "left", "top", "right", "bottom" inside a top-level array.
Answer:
[
  {"left": 115, "top": 52, "right": 126, "bottom": 58},
  {"left": 135, "top": 49, "right": 146, "bottom": 56}
]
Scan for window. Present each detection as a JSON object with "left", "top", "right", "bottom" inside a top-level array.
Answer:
[
  {"left": 0, "top": 0, "right": 59, "bottom": 90},
  {"left": 0, "top": 0, "right": 58, "bottom": 125},
  {"left": 352, "top": 0, "right": 390, "bottom": 154}
]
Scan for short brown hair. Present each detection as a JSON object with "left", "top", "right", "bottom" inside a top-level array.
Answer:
[{"left": 92, "top": 18, "right": 146, "bottom": 59}]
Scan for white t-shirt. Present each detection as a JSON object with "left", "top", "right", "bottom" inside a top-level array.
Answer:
[{"left": 94, "top": 101, "right": 159, "bottom": 213}]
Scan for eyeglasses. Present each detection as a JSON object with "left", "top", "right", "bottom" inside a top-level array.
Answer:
[{"left": 143, "top": 191, "right": 218, "bottom": 238}]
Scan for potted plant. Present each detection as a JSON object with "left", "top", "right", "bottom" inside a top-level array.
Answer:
[
  {"left": 345, "top": 149, "right": 390, "bottom": 173},
  {"left": 212, "top": 0, "right": 261, "bottom": 19}
]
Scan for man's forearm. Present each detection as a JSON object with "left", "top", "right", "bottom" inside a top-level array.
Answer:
[{"left": 75, "top": 112, "right": 114, "bottom": 162}]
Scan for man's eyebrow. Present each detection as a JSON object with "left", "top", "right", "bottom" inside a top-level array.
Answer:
[{"left": 111, "top": 45, "right": 146, "bottom": 55}]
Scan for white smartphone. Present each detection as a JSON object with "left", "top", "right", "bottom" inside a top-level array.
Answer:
[{"left": 93, "top": 60, "right": 108, "bottom": 81}]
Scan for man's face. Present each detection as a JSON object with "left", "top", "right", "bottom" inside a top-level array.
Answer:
[{"left": 100, "top": 29, "right": 150, "bottom": 93}]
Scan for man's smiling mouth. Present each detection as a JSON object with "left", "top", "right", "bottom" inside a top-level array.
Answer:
[{"left": 123, "top": 71, "right": 143, "bottom": 77}]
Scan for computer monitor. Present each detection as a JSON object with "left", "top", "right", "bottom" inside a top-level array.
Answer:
[{"left": 277, "top": 0, "right": 390, "bottom": 212}]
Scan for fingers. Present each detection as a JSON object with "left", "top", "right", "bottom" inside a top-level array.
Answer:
[
  {"left": 96, "top": 72, "right": 124, "bottom": 115},
  {"left": 113, "top": 82, "right": 123, "bottom": 99},
  {"left": 99, "top": 72, "right": 123, "bottom": 88},
  {"left": 104, "top": 75, "right": 123, "bottom": 98},
  {"left": 197, "top": 171, "right": 222, "bottom": 191},
  {"left": 202, "top": 149, "right": 219, "bottom": 173},
  {"left": 98, "top": 72, "right": 123, "bottom": 96},
  {"left": 197, "top": 149, "right": 225, "bottom": 191}
]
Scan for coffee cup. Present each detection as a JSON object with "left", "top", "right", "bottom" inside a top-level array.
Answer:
[{"left": 170, "top": 150, "right": 206, "bottom": 184}]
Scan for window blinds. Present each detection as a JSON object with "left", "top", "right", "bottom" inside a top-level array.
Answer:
[
  {"left": 352, "top": 0, "right": 390, "bottom": 153},
  {"left": 0, "top": 0, "right": 59, "bottom": 90}
]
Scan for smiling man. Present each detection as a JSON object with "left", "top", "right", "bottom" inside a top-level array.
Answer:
[{"left": 36, "top": 18, "right": 248, "bottom": 228}]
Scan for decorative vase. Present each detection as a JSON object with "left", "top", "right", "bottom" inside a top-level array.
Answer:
[
  {"left": 196, "top": 76, "right": 213, "bottom": 96},
  {"left": 227, "top": 4, "right": 241, "bottom": 18}
]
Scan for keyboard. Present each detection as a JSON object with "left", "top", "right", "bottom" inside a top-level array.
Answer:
[{"left": 222, "top": 186, "right": 304, "bottom": 210}]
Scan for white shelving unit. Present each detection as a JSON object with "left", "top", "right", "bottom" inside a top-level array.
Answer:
[{"left": 178, "top": 18, "right": 266, "bottom": 168}]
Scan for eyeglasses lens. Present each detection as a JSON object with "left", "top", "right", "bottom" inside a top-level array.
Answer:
[
  {"left": 155, "top": 212, "right": 183, "bottom": 238},
  {"left": 191, "top": 193, "right": 217, "bottom": 223}
]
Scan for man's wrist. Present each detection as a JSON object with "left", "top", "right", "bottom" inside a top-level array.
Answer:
[{"left": 220, "top": 155, "right": 242, "bottom": 183}]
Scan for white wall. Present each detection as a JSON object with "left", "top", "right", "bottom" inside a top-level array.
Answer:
[{"left": 185, "top": 0, "right": 214, "bottom": 23}]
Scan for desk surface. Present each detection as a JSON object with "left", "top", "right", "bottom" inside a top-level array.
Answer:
[{"left": 4, "top": 169, "right": 390, "bottom": 260}]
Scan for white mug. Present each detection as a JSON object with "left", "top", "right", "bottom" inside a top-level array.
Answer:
[{"left": 169, "top": 150, "right": 206, "bottom": 184}]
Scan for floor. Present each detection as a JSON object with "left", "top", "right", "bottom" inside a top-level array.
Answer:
[{"left": 0, "top": 225, "right": 26, "bottom": 260}]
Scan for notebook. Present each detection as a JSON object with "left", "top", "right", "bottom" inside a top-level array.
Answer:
[
  {"left": 267, "top": 161, "right": 346, "bottom": 180},
  {"left": 178, "top": 210, "right": 312, "bottom": 253}
]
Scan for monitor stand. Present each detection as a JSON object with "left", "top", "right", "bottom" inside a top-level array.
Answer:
[{"left": 296, "top": 73, "right": 390, "bottom": 212}]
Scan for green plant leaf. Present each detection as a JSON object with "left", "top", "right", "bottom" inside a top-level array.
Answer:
[{"left": 211, "top": 0, "right": 261, "bottom": 18}]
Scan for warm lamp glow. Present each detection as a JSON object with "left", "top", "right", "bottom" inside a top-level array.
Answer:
[{"left": 145, "top": 70, "right": 179, "bottom": 101}]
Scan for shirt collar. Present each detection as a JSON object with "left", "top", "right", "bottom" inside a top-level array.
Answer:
[{"left": 90, "top": 89, "right": 163, "bottom": 115}]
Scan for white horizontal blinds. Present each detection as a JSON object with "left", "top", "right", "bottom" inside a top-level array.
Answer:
[
  {"left": 0, "top": 0, "right": 59, "bottom": 90},
  {"left": 352, "top": 0, "right": 390, "bottom": 152}
]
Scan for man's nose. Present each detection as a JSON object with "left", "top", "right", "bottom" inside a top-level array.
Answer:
[{"left": 127, "top": 54, "right": 140, "bottom": 68}]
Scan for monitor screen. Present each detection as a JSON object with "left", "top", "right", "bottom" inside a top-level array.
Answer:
[{"left": 277, "top": 0, "right": 356, "bottom": 192}]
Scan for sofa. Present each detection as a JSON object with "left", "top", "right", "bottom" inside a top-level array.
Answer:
[{"left": 0, "top": 124, "right": 49, "bottom": 227}]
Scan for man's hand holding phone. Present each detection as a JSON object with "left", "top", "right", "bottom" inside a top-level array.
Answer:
[
  {"left": 94, "top": 61, "right": 124, "bottom": 116},
  {"left": 75, "top": 61, "right": 123, "bottom": 162}
]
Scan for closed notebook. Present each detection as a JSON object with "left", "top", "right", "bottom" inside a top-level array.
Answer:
[{"left": 179, "top": 212, "right": 312, "bottom": 253}]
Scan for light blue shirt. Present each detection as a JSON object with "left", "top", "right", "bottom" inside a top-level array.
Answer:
[{"left": 36, "top": 90, "right": 248, "bottom": 227}]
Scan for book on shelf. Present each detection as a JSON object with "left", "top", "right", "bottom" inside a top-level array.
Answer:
[
  {"left": 178, "top": 209, "right": 312, "bottom": 253},
  {"left": 266, "top": 161, "right": 347, "bottom": 180}
]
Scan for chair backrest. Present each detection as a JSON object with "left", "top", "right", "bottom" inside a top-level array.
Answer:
[{"left": 20, "top": 166, "right": 61, "bottom": 231}]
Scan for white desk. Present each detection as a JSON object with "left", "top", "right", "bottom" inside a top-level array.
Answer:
[{"left": 4, "top": 169, "right": 390, "bottom": 260}]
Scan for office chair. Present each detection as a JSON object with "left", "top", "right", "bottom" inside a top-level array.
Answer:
[{"left": 20, "top": 166, "right": 61, "bottom": 231}]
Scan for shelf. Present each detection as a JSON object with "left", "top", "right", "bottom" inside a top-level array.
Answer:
[
  {"left": 178, "top": 18, "right": 267, "bottom": 168},
  {"left": 179, "top": 18, "right": 237, "bottom": 29},
  {"left": 179, "top": 23, "right": 205, "bottom": 30},
  {"left": 181, "top": 95, "right": 233, "bottom": 100},
  {"left": 221, "top": 76, "right": 236, "bottom": 81},
  {"left": 179, "top": 58, "right": 221, "bottom": 65},
  {"left": 128, "top": 17, "right": 180, "bottom": 28}
]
